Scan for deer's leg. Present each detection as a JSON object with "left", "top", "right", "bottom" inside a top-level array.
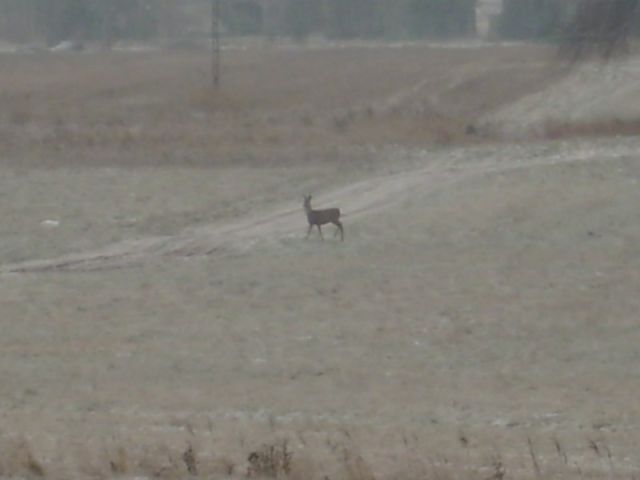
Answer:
[
  {"left": 306, "top": 224, "right": 313, "bottom": 239},
  {"left": 317, "top": 224, "right": 324, "bottom": 240},
  {"left": 334, "top": 220, "right": 344, "bottom": 241}
]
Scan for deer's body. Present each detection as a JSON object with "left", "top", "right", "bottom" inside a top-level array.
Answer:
[{"left": 303, "top": 195, "right": 344, "bottom": 241}]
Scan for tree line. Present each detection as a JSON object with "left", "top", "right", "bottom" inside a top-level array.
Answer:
[
  {"left": 0, "top": 0, "right": 638, "bottom": 59},
  {"left": 0, "top": 0, "right": 188, "bottom": 46},
  {"left": 0, "top": 0, "right": 478, "bottom": 45},
  {"left": 273, "top": 0, "right": 477, "bottom": 40}
]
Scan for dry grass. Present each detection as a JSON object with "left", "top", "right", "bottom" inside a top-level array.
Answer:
[
  {"left": 0, "top": 44, "right": 566, "bottom": 167},
  {"left": 247, "top": 441, "right": 293, "bottom": 478},
  {"left": 0, "top": 430, "right": 636, "bottom": 479},
  {"left": 544, "top": 118, "right": 640, "bottom": 140},
  {"left": 0, "top": 440, "right": 46, "bottom": 478},
  {"left": 2, "top": 43, "right": 639, "bottom": 480},
  {"left": 7, "top": 45, "right": 638, "bottom": 165}
]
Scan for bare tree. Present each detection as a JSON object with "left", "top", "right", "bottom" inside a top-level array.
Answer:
[{"left": 560, "top": 0, "right": 640, "bottom": 61}]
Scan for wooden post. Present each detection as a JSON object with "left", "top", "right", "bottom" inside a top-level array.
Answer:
[{"left": 211, "top": 0, "right": 221, "bottom": 88}]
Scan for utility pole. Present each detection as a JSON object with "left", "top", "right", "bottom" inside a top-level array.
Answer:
[{"left": 211, "top": 0, "right": 221, "bottom": 88}]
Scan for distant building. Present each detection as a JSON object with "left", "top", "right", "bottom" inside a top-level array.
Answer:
[{"left": 476, "top": 0, "right": 502, "bottom": 37}]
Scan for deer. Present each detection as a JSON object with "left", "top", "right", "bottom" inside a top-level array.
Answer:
[{"left": 303, "top": 195, "right": 344, "bottom": 241}]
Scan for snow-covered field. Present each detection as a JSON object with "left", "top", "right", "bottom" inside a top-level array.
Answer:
[{"left": 484, "top": 57, "right": 640, "bottom": 137}]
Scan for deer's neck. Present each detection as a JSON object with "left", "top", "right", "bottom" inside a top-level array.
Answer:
[{"left": 305, "top": 206, "right": 315, "bottom": 221}]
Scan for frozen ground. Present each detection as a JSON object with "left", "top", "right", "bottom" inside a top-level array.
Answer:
[
  {"left": 2, "top": 138, "right": 640, "bottom": 478},
  {"left": 1, "top": 45, "right": 639, "bottom": 479}
]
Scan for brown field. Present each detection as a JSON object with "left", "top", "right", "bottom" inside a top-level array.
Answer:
[{"left": 1, "top": 43, "right": 640, "bottom": 479}]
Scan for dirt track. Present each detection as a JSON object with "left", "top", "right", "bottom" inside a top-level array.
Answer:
[{"left": 2, "top": 139, "right": 633, "bottom": 274}]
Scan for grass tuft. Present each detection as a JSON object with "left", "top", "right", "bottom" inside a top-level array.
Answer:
[
  {"left": 109, "top": 446, "right": 129, "bottom": 475},
  {"left": 182, "top": 443, "right": 198, "bottom": 476},
  {"left": 247, "top": 441, "right": 293, "bottom": 478}
]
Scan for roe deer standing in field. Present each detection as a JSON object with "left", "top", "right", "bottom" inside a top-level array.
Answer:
[{"left": 303, "top": 195, "right": 344, "bottom": 241}]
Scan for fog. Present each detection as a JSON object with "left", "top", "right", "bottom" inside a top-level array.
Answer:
[
  {"left": 0, "top": 1, "right": 635, "bottom": 54},
  {"left": 2, "top": 1, "right": 640, "bottom": 479},
  {"left": 0, "top": 0, "right": 581, "bottom": 48}
]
